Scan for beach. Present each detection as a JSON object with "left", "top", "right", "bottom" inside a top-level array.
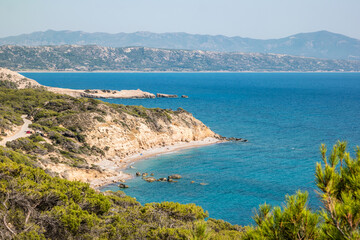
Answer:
[{"left": 90, "top": 137, "right": 223, "bottom": 188}]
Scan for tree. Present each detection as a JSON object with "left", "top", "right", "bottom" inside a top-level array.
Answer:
[
  {"left": 316, "top": 141, "right": 360, "bottom": 239},
  {"left": 243, "top": 191, "right": 320, "bottom": 239}
]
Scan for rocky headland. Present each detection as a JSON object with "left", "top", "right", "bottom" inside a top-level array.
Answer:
[
  {"left": 0, "top": 67, "right": 155, "bottom": 99},
  {"left": 0, "top": 68, "right": 229, "bottom": 188}
]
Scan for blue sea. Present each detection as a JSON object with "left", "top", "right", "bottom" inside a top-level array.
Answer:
[{"left": 22, "top": 72, "right": 360, "bottom": 225}]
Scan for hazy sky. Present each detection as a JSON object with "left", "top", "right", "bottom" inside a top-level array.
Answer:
[{"left": 1, "top": 0, "right": 359, "bottom": 39}]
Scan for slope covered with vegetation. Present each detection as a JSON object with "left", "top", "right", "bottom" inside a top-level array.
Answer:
[{"left": 1, "top": 45, "right": 359, "bottom": 72}]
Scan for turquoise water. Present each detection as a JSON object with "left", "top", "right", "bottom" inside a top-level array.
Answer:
[{"left": 23, "top": 72, "right": 360, "bottom": 225}]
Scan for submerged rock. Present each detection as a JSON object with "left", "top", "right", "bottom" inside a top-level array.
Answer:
[
  {"left": 142, "top": 173, "right": 148, "bottom": 177},
  {"left": 227, "top": 137, "right": 248, "bottom": 142},
  {"left": 190, "top": 181, "right": 195, "bottom": 184},
  {"left": 144, "top": 177, "right": 157, "bottom": 182},
  {"left": 150, "top": 173, "right": 154, "bottom": 176},
  {"left": 168, "top": 174, "right": 182, "bottom": 179}
]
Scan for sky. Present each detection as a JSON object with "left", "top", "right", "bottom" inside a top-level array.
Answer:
[{"left": 1, "top": 0, "right": 359, "bottom": 39}]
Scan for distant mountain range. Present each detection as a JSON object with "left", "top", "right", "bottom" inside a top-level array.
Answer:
[
  {"left": 0, "top": 30, "right": 359, "bottom": 60},
  {"left": 1, "top": 45, "right": 359, "bottom": 72}
]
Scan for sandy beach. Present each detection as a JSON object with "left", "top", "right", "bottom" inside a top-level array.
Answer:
[{"left": 90, "top": 137, "right": 223, "bottom": 188}]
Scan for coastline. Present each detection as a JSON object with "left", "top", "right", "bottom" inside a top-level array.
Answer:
[
  {"left": 90, "top": 137, "right": 224, "bottom": 188},
  {"left": 19, "top": 70, "right": 360, "bottom": 73}
]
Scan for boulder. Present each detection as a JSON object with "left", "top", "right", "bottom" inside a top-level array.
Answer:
[
  {"left": 119, "top": 183, "right": 129, "bottom": 188},
  {"left": 181, "top": 95, "right": 189, "bottom": 98},
  {"left": 157, "top": 93, "right": 178, "bottom": 98},
  {"left": 136, "top": 172, "right": 141, "bottom": 176},
  {"left": 168, "top": 174, "right": 182, "bottom": 179},
  {"left": 144, "top": 177, "right": 157, "bottom": 182},
  {"left": 158, "top": 177, "right": 167, "bottom": 182}
]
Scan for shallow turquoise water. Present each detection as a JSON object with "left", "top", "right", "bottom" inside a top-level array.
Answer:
[{"left": 23, "top": 72, "right": 360, "bottom": 225}]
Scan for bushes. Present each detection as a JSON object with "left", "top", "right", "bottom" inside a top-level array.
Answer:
[{"left": 0, "top": 148, "right": 244, "bottom": 239}]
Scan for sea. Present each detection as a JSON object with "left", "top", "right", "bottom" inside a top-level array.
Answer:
[{"left": 22, "top": 72, "right": 360, "bottom": 226}]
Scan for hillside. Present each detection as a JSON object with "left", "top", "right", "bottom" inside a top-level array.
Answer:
[
  {"left": 1, "top": 45, "right": 359, "bottom": 72},
  {"left": 1, "top": 30, "right": 359, "bottom": 60}
]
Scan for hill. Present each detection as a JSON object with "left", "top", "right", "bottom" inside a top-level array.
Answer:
[
  {"left": 1, "top": 45, "right": 359, "bottom": 72},
  {"left": 0, "top": 30, "right": 359, "bottom": 60}
]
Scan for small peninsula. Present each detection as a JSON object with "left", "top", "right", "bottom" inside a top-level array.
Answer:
[{"left": 0, "top": 68, "right": 155, "bottom": 99}]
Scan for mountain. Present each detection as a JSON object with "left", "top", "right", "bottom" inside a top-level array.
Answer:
[
  {"left": 0, "top": 45, "right": 359, "bottom": 72},
  {"left": 0, "top": 30, "right": 359, "bottom": 60}
]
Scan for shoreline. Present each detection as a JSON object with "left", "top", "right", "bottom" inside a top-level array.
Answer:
[{"left": 90, "top": 137, "right": 224, "bottom": 188}]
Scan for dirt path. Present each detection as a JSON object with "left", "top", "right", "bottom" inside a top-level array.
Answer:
[{"left": 0, "top": 115, "right": 32, "bottom": 146}]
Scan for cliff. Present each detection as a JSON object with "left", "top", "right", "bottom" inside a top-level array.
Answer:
[{"left": 1, "top": 45, "right": 359, "bottom": 72}]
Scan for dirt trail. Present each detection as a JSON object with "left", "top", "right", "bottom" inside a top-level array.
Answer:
[{"left": 0, "top": 115, "right": 32, "bottom": 146}]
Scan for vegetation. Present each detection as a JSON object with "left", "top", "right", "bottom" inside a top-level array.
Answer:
[
  {"left": 0, "top": 147, "right": 243, "bottom": 239},
  {"left": 0, "top": 87, "right": 182, "bottom": 167}
]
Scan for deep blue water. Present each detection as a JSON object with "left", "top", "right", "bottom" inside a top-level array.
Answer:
[{"left": 22, "top": 72, "right": 360, "bottom": 225}]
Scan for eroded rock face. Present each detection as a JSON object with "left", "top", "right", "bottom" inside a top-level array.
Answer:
[{"left": 81, "top": 106, "right": 216, "bottom": 160}]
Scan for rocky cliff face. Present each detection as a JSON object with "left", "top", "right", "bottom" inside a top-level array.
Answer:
[
  {"left": 40, "top": 105, "right": 217, "bottom": 186},
  {"left": 79, "top": 108, "right": 215, "bottom": 159}
]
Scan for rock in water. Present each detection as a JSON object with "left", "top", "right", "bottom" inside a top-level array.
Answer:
[
  {"left": 119, "top": 183, "right": 129, "bottom": 188},
  {"left": 168, "top": 174, "right": 182, "bottom": 179},
  {"left": 136, "top": 172, "right": 141, "bottom": 176},
  {"left": 157, "top": 93, "right": 178, "bottom": 98},
  {"left": 158, "top": 177, "right": 167, "bottom": 182},
  {"left": 144, "top": 177, "right": 157, "bottom": 182},
  {"left": 181, "top": 95, "right": 189, "bottom": 98}
]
